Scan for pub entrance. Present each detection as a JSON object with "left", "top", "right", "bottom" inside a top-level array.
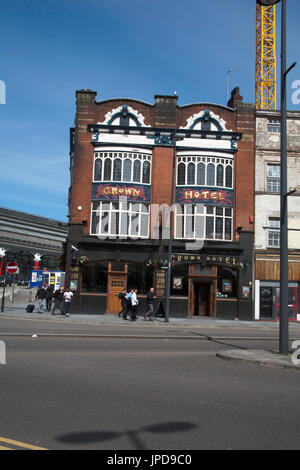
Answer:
[
  {"left": 193, "top": 281, "right": 210, "bottom": 316},
  {"left": 106, "top": 262, "right": 127, "bottom": 314},
  {"left": 188, "top": 265, "right": 217, "bottom": 317}
]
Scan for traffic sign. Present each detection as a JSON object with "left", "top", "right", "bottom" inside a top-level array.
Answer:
[{"left": 6, "top": 261, "right": 19, "bottom": 274}]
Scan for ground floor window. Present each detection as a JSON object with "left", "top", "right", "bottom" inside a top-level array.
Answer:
[
  {"left": 81, "top": 262, "right": 108, "bottom": 293},
  {"left": 91, "top": 201, "right": 150, "bottom": 238},
  {"left": 217, "top": 267, "right": 237, "bottom": 298},
  {"left": 175, "top": 204, "right": 232, "bottom": 241}
]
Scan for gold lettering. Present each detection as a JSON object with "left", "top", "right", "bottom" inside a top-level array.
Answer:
[
  {"left": 103, "top": 187, "right": 111, "bottom": 195},
  {"left": 202, "top": 191, "right": 209, "bottom": 199},
  {"left": 184, "top": 191, "right": 193, "bottom": 199}
]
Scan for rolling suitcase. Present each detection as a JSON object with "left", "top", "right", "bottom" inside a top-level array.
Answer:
[{"left": 26, "top": 304, "right": 35, "bottom": 313}]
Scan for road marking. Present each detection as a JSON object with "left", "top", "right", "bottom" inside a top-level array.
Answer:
[{"left": 0, "top": 436, "right": 47, "bottom": 450}]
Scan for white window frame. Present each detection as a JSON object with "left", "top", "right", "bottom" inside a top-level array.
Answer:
[
  {"left": 93, "top": 151, "right": 152, "bottom": 185},
  {"left": 91, "top": 201, "right": 150, "bottom": 239},
  {"left": 174, "top": 204, "right": 233, "bottom": 241},
  {"left": 266, "top": 163, "right": 280, "bottom": 193},
  {"left": 267, "top": 218, "right": 280, "bottom": 247},
  {"left": 176, "top": 156, "right": 233, "bottom": 189},
  {"left": 267, "top": 119, "right": 281, "bottom": 133}
]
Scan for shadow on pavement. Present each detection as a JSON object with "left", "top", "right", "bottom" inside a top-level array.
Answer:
[{"left": 56, "top": 421, "right": 197, "bottom": 449}]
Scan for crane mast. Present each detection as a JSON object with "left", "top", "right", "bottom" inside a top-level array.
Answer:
[{"left": 255, "top": 3, "right": 277, "bottom": 110}]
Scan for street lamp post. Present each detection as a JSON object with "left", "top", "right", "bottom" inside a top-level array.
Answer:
[
  {"left": 257, "top": 0, "right": 296, "bottom": 353},
  {"left": 165, "top": 135, "right": 183, "bottom": 323}
]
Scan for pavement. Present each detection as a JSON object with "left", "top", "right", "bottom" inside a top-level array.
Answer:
[{"left": 1, "top": 288, "right": 300, "bottom": 371}]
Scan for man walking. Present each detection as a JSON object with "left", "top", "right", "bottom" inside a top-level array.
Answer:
[
  {"left": 45, "top": 285, "right": 54, "bottom": 312},
  {"left": 51, "top": 287, "right": 64, "bottom": 315},
  {"left": 63, "top": 288, "right": 73, "bottom": 317},
  {"left": 118, "top": 289, "right": 127, "bottom": 319},
  {"left": 145, "top": 287, "right": 156, "bottom": 321},
  {"left": 130, "top": 288, "right": 139, "bottom": 321},
  {"left": 35, "top": 285, "right": 47, "bottom": 313}
]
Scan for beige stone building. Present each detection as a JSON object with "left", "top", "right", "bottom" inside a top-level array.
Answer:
[{"left": 254, "top": 110, "right": 300, "bottom": 321}]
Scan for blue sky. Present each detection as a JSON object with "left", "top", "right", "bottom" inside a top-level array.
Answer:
[{"left": 0, "top": 0, "right": 299, "bottom": 222}]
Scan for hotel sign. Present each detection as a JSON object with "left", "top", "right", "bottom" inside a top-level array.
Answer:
[
  {"left": 171, "top": 254, "right": 239, "bottom": 266},
  {"left": 176, "top": 187, "right": 233, "bottom": 207},
  {"left": 92, "top": 183, "right": 151, "bottom": 203}
]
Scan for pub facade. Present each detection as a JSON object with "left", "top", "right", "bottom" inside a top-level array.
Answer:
[{"left": 67, "top": 87, "right": 255, "bottom": 319}]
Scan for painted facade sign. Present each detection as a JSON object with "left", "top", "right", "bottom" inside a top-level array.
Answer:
[
  {"left": 92, "top": 183, "right": 151, "bottom": 202},
  {"left": 176, "top": 187, "right": 234, "bottom": 207},
  {"left": 171, "top": 254, "right": 239, "bottom": 267}
]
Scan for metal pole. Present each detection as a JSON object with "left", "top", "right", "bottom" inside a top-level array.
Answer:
[
  {"left": 165, "top": 140, "right": 177, "bottom": 323},
  {"left": 1, "top": 272, "right": 6, "bottom": 313},
  {"left": 279, "top": 0, "right": 289, "bottom": 354}
]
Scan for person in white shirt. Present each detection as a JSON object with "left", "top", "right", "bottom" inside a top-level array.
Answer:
[
  {"left": 63, "top": 288, "right": 73, "bottom": 317},
  {"left": 130, "top": 289, "right": 139, "bottom": 321}
]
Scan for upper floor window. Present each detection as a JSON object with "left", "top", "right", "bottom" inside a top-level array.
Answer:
[
  {"left": 91, "top": 201, "right": 149, "bottom": 239},
  {"left": 268, "top": 218, "right": 280, "bottom": 247},
  {"left": 267, "top": 119, "right": 281, "bottom": 133},
  {"left": 175, "top": 205, "right": 232, "bottom": 241},
  {"left": 267, "top": 164, "right": 280, "bottom": 192},
  {"left": 94, "top": 152, "right": 152, "bottom": 185},
  {"left": 177, "top": 156, "right": 233, "bottom": 189}
]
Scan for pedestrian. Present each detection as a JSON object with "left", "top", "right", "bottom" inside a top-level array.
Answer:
[
  {"left": 51, "top": 286, "right": 64, "bottom": 315},
  {"left": 130, "top": 288, "right": 139, "bottom": 321},
  {"left": 117, "top": 289, "right": 127, "bottom": 318},
  {"left": 45, "top": 285, "right": 54, "bottom": 312},
  {"left": 35, "top": 285, "right": 47, "bottom": 313},
  {"left": 145, "top": 287, "right": 156, "bottom": 321},
  {"left": 63, "top": 288, "right": 73, "bottom": 317},
  {"left": 125, "top": 289, "right": 133, "bottom": 320}
]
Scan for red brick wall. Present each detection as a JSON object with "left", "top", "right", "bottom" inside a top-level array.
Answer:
[{"left": 70, "top": 90, "right": 255, "bottom": 240}]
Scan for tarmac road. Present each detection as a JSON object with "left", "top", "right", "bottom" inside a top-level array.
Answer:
[{"left": 0, "top": 328, "right": 300, "bottom": 450}]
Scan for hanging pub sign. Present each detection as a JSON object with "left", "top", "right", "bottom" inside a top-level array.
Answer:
[
  {"left": 92, "top": 183, "right": 151, "bottom": 203},
  {"left": 69, "top": 266, "right": 80, "bottom": 292},
  {"left": 176, "top": 187, "right": 234, "bottom": 207},
  {"left": 154, "top": 269, "right": 167, "bottom": 298}
]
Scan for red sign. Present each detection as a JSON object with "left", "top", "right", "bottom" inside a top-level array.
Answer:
[{"left": 6, "top": 261, "right": 19, "bottom": 274}]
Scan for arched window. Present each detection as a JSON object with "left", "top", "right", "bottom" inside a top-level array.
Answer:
[
  {"left": 216, "top": 164, "right": 224, "bottom": 187},
  {"left": 225, "top": 165, "right": 232, "bottom": 188},
  {"left": 207, "top": 163, "right": 215, "bottom": 186},
  {"left": 113, "top": 158, "right": 122, "bottom": 181},
  {"left": 133, "top": 160, "right": 141, "bottom": 182},
  {"left": 103, "top": 158, "right": 112, "bottom": 181},
  {"left": 94, "top": 159, "right": 102, "bottom": 181},
  {"left": 177, "top": 163, "right": 186, "bottom": 185},
  {"left": 197, "top": 163, "right": 205, "bottom": 185},
  {"left": 187, "top": 163, "right": 195, "bottom": 185},
  {"left": 142, "top": 161, "right": 150, "bottom": 184},
  {"left": 123, "top": 159, "right": 132, "bottom": 182}
]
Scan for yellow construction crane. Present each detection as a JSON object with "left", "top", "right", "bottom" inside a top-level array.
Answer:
[{"left": 255, "top": 3, "right": 277, "bottom": 109}]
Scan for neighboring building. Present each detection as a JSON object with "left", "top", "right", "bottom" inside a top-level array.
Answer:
[
  {"left": 67, "top": 87, "right": 255, "bottom": 318},
  {"left": 0, "top": 207, "right": 68, "bottom": 280},
  {"left": 254, "top": 111, "right": 300, "bottom": 321}
]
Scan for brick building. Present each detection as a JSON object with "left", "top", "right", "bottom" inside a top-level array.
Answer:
[{"left": 67, "top": 87, "right": 255, "bottom": 318}]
